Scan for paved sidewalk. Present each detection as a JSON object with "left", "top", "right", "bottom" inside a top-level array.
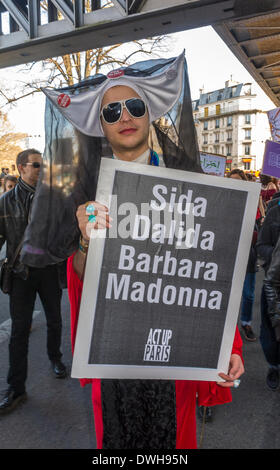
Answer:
[
  {"left": 0, "top": 269, "right": 279, "bottom": 450},
  {"left": 197, "top": 269, "right": 280, "bottom": 449}
]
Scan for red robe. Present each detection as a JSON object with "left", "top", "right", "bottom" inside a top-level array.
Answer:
[{"left": 67, "top": 254, "right": 243, "bottom": 449}]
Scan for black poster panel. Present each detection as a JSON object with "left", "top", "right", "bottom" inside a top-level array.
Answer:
[
  {"left": 71, "top": 159, "right": 259, "bottom": 381},
  {"left": 89, "top": 171, "right": 246, "bottom": 368}
]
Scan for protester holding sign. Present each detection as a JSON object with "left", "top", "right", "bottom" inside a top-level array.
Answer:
[
  {"left": 263, "top": 236, "right": 280, "bottom": 378},
  {"left": 50, "top": 54, "right": 245, "bottom": 450},
  {"left": 227, "top": 170, "right": 258, "bottom": 342},
  {"left": 257, "top": 200, "right": 280, "bottom": 390},
  {"left": 21, "top": 52, "right": 246, "bottom": 448}
]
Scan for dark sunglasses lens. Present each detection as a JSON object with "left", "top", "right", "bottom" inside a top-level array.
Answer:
[
  {"left": 32, "top": 162, "right": 41, "bottom": 168},
  {"left": 102, "top": 102, "right": 122, "bottom": 123},
  {"left": 126, "top": 99, "right": 146, "bottom": 118}
]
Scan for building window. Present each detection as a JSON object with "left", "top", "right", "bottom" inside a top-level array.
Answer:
[
  {"left": 245, "top": 129, "right": 251, "bottom": 140},
  {"left": 244, "top": 84, "right": 252, "bottom": 96},
  {"left": 245, "top": 114, "right": 251, "bottom": 124},
  {"left": 227, "top": 131, "right": 232, "bottom": 141},
  {"left": 227, "top": 116, "right": 232, "bottom": 126},
  {"left": 226, "top": 145, "right": 232, "bottom": 156},
  {"left": 214, "top": 145, "right": 219, "bottom": 154},
  {"left": 215, "top": 118, "right": 220, "bottom": 128},
  {"left": 214, "top": 132, "right": 219, "bottom": 142},
  {"left": 228, "top": 101, "right": 234, "bottom": 112},
  {"left": 244, "top": 161, "right": 251, "bottom": 170},
  {"left": 216, "top": 104, "right": 221, "bottom": 115},
  {"left": 203, "top": 121, "right": 208, "bottom": 130},
  {"left": 203, "top": 136, "right": 208, "bottom": 144},
  {"left": 204, "top": 107, "right": 208, "bottom": 117},
  {"left": 246, "top": 99, "right": 252, "bottom": 109},
  {"left": 245, "top": 145, "right": 251, "bottom": 155}
]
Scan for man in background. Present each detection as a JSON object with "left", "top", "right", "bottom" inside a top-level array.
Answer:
[{"left": 0, "top": 148, "right": 66, "bottom": 415}]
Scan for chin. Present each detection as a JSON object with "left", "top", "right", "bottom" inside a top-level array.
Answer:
[{"left": 120, "top": 136, "right": 147, "bottom": 150}]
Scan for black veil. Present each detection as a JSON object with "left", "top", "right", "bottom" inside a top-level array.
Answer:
[{"left": 20, "top": 54, "right": 202, "bottom": 268}]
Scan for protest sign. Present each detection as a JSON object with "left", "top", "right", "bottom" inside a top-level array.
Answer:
[
  {"left": 262, "top": 139, "right": 280, "bottom": 178},
  {"left": 71, "top": 158, "right": 260, "bottom": 381},
  {"left": 267, "top": 107, "right": 280, "bottom": 142},
  {"left": 200, "top": 152, "right": 226, "bottom": 176}
]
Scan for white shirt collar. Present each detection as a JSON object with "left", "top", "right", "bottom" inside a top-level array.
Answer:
[{"left": 113, "top": 149, "right": 150, "bottom": 165}]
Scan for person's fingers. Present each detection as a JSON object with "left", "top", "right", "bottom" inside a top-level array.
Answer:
[
  {"left": 217, "top": 372, "right": 234, "bottom": 388},
  {"left": 84, "top": 201, "right": 109, "bottom": 213},
  {"left": 228, "top": 354, "right": 245, "bottom": 379},
  {"left": 217, "top": 354, "right": 244, "bottom": 388},
  {"left": 85, "top": 215, "right": 112, "bottom": 237},
  {"left": 76, "top": 201, "right": 111, "bottom": 240},
  {"left": 76, "top": 201, "right": 109, "bottom": 219}
]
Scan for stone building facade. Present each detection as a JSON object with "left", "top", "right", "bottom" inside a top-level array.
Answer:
[{"left": 192, "top": 79, "right": 272, "bottom": 172}]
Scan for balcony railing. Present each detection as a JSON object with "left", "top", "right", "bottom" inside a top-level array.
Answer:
[{"left": 199, "top": 104, "right": 240, "bottom": 119}]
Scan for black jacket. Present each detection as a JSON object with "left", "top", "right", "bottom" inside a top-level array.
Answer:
[
  {"left": 263, "top": 235, "right": 280, "bottom": 341},
  {"left": 0, "top": 178, "right": 35, "bottom": 275},
  {"left": 256, "top": 204, "right": 280, "bottom": 273},
  {"left": 266, "top": 196, "right": 280, "bottom": 213}
]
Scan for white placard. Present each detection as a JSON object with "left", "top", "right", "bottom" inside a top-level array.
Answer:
[{"left": 72, "top": 158, "right": 260, "bottom": 381}]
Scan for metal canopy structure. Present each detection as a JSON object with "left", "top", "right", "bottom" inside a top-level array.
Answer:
[
  {"left": 1, "top": 1, "right": 280, "bottom": 107},
  {"left": 214, "top": 4, "right": 280, "bottom": 107}
]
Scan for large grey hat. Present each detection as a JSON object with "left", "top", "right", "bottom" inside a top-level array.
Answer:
[
  {"left": 41, "top": 50, "right": 185, "bottom": 137},
  {"left": 21, "top": 50, "right": 202, "bottom": 268}
]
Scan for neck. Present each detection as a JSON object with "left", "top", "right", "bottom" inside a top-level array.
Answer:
[
  {"left": 20, "top": 176, "right": 36, "bottom": 189},
  {"left": 112, "top": 144, "right": 149, "bottom": 162}
]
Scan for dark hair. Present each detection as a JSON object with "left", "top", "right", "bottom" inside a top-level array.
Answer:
[
  {"left": 3, "top": 175, "right": 17, "bottom": 192},
  {"left": 227, "top": 168, "right": 247, "bottom": 181},
  {"left": 246, "top": 173, "right": 253, "bottom": 181},
  {"left": 16, "top": 148, "right": 41, "bottom": 168},
  {"left": 259, "top": 174, "right": 272, "bottom": 186}
]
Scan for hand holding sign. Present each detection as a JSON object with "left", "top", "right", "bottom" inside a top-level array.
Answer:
[
  {"left": 217, "top": 354, "right": 244, "bottom": 388},
  {"left": 76, "top": 201, "right": 112, "bottom": 241}
]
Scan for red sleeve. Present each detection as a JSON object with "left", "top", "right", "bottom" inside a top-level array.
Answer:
[
  {"left": 67, "top": 253, "right": 83, "bottom": 352},
  {"left": 197, "top": 326, "right": 243, "bottom": 407},
  {"left": 67, "top": 253, "right": 92, "bottom": 387},
  {"left": 231, "top": 326, "right": 243, "bottom": 360}
]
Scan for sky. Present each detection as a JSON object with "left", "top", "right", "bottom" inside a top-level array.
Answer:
[{"left": 0, "top": 25, "right": 276, "bottom": 144}]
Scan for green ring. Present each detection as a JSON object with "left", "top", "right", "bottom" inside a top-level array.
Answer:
[{"left": 88, "top": 214, "right": 96, "bottom": 222}]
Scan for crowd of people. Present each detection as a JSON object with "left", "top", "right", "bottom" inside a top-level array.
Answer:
[
  {"left": 197, "top": 168, "right": 280, "bottom": 423},
  {"left": 0, "top": 154, "right": 279, "bottom": 446},
  {"left": 226, "top": 168, "right": 280, "bottom": 392}
]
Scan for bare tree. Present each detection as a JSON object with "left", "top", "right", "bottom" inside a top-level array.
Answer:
[{"left": 0, "top": 111, "right": 27, "bottom": 170}]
